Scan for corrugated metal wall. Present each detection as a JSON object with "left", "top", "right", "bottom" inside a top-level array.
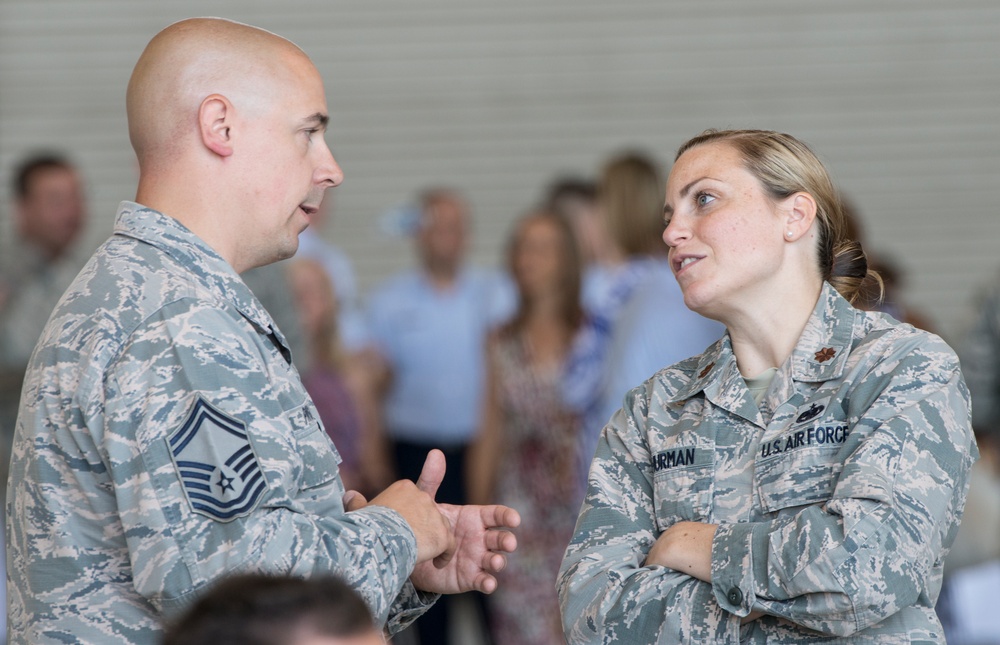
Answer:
[{"left": 2, "top": 0, "right": 999, "bottom": 341}]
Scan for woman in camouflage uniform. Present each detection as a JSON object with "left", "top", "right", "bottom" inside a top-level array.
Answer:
[{"left": 558, "top": 129, "right": 977, "bottom": 643}]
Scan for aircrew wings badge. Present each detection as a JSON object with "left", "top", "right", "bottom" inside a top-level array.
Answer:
[{"left": 168, "top": 397, "right": 267, "bottom": 522}]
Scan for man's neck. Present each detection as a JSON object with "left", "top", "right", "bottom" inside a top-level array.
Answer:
[{"left": 424, "top": 264, "right": 460, "bottom": 290}]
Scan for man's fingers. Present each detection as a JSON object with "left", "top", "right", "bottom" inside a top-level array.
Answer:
[
  {"left": 431, "top": 530, "right": 457, "bottom": 569},
  {"left": 479, "top": 504, "right": 521, "bottom": 529},
  {"left": 415, "top": 449, "right": 447, "bottom": 499},
  {"left": 482, "top": 551, "right": 507, "bottom": 574},
  {"left": 485, "top": 529, "right": 517, "bottom": 553},
  {"left": 343, "top": 490, "right": 368, "bottom": 512},
  {"left": 475, "top": 572, "right": 498, "bottom": 595}
]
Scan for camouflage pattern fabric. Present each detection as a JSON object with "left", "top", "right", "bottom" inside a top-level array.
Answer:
[
  {"left": 6, "top": 202, "right": 434, "bottom": 644},
  {"left": 559, "top": 282, "right": 977, "bottom": 643}
]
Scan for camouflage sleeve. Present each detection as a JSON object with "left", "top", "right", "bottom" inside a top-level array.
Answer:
[
  {"left": 712, "top": 336, "right": 977, "bottom": 636},
  {"left": 558, "top": 392, "right": 735, "bottom": 643},
  {"left": 105, "top": 299, "right": 431, "bottom": 629}
]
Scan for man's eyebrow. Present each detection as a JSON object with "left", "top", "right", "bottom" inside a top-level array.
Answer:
[{"left": 302, "top": 113, "right": 329, "bottom": 129}]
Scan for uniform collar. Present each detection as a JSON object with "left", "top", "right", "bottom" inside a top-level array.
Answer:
[
  {"left": 668, "top": 336, "right": 763, "bottom": 425},
  {"left": 112, "top": 201, "right": 290, "bottom": 351},
  {"left": 666, "top": 282, "right": 856, "bottom": 411},
  {"left": 787, "top": 281, "right": 856, "bottom": 383},
  {"left": 418, "top": 267, "right": 473, "bottom": 295}
]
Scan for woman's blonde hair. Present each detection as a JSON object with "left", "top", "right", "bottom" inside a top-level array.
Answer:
[
  {"left": 599, "top": 152, "right": 665, "bottom": 257},
  {"left": 676, "top": 129, "right": 881, "bottom": 304}
]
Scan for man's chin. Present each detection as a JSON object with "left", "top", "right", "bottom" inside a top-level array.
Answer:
[
  {"left": 276, "top": 241, "right": 300, "bottom": 262},
  {"left": 259, "top": 237, "right": 300, "bottom": 267}
]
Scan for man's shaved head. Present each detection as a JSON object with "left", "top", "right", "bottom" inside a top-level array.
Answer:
[
  {"left": 124, "top": 17, "right": 341, "bottom": 273},
  {"left": 126, "top": 18, "right": 311, "bottom": 166}
]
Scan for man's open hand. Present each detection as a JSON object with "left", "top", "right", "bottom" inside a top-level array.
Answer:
[
  {"left": 410, "top": 501, "right": 520, "bottom": 594},
  {"left": 344, "top": 449, "right": 520, "bottom": 595}
]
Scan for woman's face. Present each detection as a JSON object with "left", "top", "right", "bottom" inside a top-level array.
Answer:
[
  {"left": 512, "top": 217, "right": 565, "bottom": 300},
  {"left": 662, "top": 141, "right": 788, "bottom": 319}
]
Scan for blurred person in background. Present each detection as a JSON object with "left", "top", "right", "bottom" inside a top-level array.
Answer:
[
  {"left": 296, "top": 197, "right": 392, "bottom": 491},
  {"left": 0, "top": 153, "right": 88, "bottom": 640},
  {"left": 367, "top": 188, "right": 513, "bottom": 645},
  {"left": 1, "top": 153, "right": 88, "bottom": 431},
  {"left": 565, "top": 152, "right": 724, "bottom": 491},
  {"left": 938, "top": 279, "right": 1000, "bottom": 643},
  {"left": 544, "top": 177, "right": 619, "bottom": 313},
  {"left": 162, "top": 573, "right": 383, "bottom": 645},
  {"left": 960, "top": 279, "right": 1000, "bottom": 440},
  {"left": 862, "top": 254, "right": 937, "bottom": 333},
  {"left": 297, "top": 195, "right": 370, "bottom": 354},
  {"left": 287, "top": 258, "right": 365, "bottom": 495},
  {"left": 469, "top": 210, "right": 594, "bottom": 645},
  {"left": 839, "top": 198, "right": 937, "bottom": 333}
]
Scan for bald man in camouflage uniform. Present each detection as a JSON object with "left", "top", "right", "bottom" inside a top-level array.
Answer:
[
  {"left": 6, "top": 18, "right": 518, "bottom": 645},
  {"left": 559, "top": 283, "right": 977, "bottom": 643}
]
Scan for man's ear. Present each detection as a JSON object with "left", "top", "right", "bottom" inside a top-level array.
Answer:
[
  {"left": 783, "top": 192, "right": 818, "bottom": 242},
  {"left": 199, "top": 94, "right": 235, "bottom": 158}
]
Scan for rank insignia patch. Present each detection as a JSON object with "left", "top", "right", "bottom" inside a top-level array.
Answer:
[
  {"left": 814, "top": 347, "right": 837, "bottom": 363},
  {"left": 168, "top": 397, "right": 267, "bottom": 522}
]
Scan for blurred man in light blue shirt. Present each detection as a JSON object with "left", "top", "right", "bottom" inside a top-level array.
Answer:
[{"left": 367, "top": 188, "right": 513, "bottom": 645}]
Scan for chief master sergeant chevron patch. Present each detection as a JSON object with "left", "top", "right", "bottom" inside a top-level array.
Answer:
[{"left": 168, "top": 396, "right": 267, "bottom": 522}]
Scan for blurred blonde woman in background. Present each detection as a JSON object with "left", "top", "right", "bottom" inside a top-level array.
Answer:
[
  {"left": 565, "top": 152, "right": 723, "bottom": 494},
  {"left": 470, "top": 210, "right": 591, "bottom": 645},
  {"left": 287, "top": 258, "right": 366, "bottom": 494}
]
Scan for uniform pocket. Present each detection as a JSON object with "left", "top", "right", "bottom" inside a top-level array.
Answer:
[
  {"left": 288, "top": 402, "right": 342, "bottom": 492},
  {"left": 756, "top": 446, "right": 842, "bottom": 514},
  {"left": 651, "top": 439, "right": 715, "bottom": 531}
]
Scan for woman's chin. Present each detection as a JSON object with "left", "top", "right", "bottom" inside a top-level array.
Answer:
[
  {"left": 682, "top": 291, "right": 727, "bottom": 325},
  {"left": 680, "top": 286, "right": 711, "bottom": 315}
]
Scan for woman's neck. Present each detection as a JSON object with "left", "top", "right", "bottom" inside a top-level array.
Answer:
[
  {"left": 724, "top": 280, "right": 823, "bottom": 377},
  {"left": 521, "top": 291, "right": 570, "bottom": 363}
]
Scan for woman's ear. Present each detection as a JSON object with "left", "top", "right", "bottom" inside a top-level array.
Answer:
[
  {"left": 783, "top": 192, "right": 817, "bottom": 242},
  {"left": 199, "top": 94, "right": 235, "bottom": 158}
]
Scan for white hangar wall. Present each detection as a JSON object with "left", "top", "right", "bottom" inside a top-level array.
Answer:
[{"left": 2, "top": 0, "right": 999, "bottom": 342}]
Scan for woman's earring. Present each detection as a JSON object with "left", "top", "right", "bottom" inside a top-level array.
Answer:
[{"left": 786, "top": 231, "right": 794, "bottom": 238}]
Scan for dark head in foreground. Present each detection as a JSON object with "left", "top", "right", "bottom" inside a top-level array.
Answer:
[{"left": 163, "top": 574, "right": 383, "bottom": 645}]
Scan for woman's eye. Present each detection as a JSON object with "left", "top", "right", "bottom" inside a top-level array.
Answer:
[{"left": 696, "top": 193, "right": 715, "bottom": 207}]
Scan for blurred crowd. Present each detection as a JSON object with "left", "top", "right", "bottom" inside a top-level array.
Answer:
[{"left": 2, "top": 149, "right": 999, "bottom": 644}]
